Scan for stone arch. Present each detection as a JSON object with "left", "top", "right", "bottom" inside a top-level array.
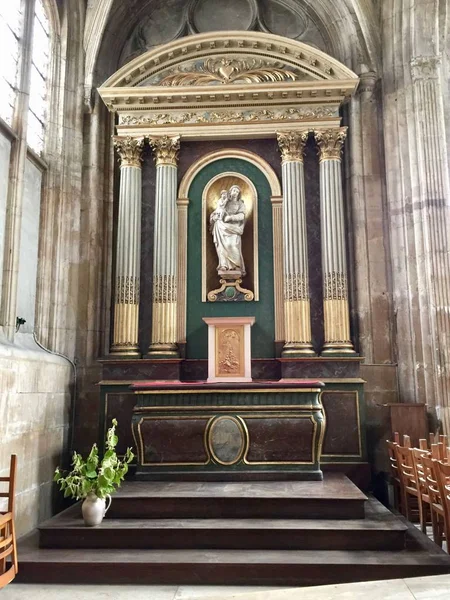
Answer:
[{"left": 179, "top": 148, "right": 281, "bottom": 199}]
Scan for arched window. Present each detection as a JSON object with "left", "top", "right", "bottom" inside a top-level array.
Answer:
[
  {"left": 0, "top": 2, "right": 22, "bottom": 125},
  {"left": 28, "top": 0, "right": 51, "bottom": 154},
  {"left": 0, "top": 0, "right": 51, "bottom": 153},
  {"left": 0, "top": 0, "right": 54, "bottom": 336}
]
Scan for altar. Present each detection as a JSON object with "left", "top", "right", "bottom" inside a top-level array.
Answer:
[
  {"left": 96, "top": 30, "right": 368, "bottom": 486},
  {"left": 130, "top": 379, "right": 325, "bottom": 480}
]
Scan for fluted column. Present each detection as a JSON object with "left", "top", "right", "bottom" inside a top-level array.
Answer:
[
  {"left": 111, "top": 136, "right": 144, "bottom": 356},
  {"left": 411, "top": 55, "right": 450, "bottom": 432},
  {"left": 314, "top": 128, "right": 355, "bottom": 355},
  {"left": 277, "top": 131, "right": 315, "bottom": 356},
  {"left": 148, "top": 136, "right": 181, "bottom": 358}
]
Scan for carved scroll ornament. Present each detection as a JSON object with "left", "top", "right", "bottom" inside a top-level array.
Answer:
[{"left": 159, "top": 57, "right": 299, "bottom": 86}]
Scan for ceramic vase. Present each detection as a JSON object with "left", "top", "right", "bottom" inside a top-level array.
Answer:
[{"left": 81, "top": 492, "right": 111, "bottom": 527}]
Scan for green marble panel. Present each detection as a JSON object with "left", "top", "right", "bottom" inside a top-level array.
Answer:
[{"left": 186, "top": 158, "right": 275, "bottom": 359}]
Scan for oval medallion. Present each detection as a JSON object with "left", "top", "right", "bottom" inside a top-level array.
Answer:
[{"left": 208, "top": 416, "right": 246, "bottom": 465}]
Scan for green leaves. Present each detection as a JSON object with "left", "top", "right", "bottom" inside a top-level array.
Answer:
[{"left": 53, "top": 419, "right": 135, "bottom": 501}]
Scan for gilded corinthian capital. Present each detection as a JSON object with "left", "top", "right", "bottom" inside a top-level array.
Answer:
[
  {"left": 113, "top": 136, "right": 144, "bottom": 167},
  {"left": 149, "top": 135, "right": 180, "bottom": 167},
  {"left": 277, "top": 131, "right": 309, "bottom": 164},
  {"left": 314, "top": 128, "right": 347, "bottom": 162}
]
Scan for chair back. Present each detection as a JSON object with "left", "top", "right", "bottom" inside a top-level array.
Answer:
[
  {"left": 403, "top": 434, "right": 411, "bottom": 448},
  {"left": 411, "top": 448, "right": 430, "bottom": 495},
  {"left": 0, "top": 455, "right": 16, "bottom": 514},
  {"left": 386, "top": 440, "right": 400, "bottom": 480},
  {"left": 395, "top": 445, "right": 416, "bottom": 488},
  {"left": 422, "top": 455, "right": 441, "bottom": 506},
  {"left": 435, "top": 460, "right": 450, "bottom": 542},
  {"left": 0, "top": 454, "right": 18, "bottom": 588}
]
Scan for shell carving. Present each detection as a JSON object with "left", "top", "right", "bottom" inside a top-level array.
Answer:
[{"left": 159, "top": 58, "right": 298, "bottom": 86}]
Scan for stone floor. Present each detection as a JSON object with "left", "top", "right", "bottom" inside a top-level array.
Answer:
[{"left": 3, "top": 574, "right": 450, "bottom": 599}]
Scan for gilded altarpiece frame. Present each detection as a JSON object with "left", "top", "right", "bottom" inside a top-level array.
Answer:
[{"left": 202, "top": 172, "right": 259, "bottom": 303}]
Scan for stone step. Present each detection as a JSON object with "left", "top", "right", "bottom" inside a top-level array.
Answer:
[
  {"left": 17, "top": 532, "right": 450, "bottom": 586},
  {"left": 105, "top": 474, "right": 367, "bottom": 519},
  {"left": 38, "top": 497, "right": 406, "bottom": 551}
]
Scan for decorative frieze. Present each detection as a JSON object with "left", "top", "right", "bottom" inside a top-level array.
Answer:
[
  {"left": 277, "top": 131, "right": 309, "bottom": 164},
  {"left": 314, "top": 128, "right": 347, "bottom": 162},
  {"left": 113, "top": 136, "right": 144, "bottom": 167},
  {"left": 119, "top": 106, "right": 338, "bottom": 127},
  {"left": 149, "top": 135, "right": 180, "bottom": 167}
]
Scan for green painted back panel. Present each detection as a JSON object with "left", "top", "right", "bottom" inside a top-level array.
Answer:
[{"left": 186, "top": 158, "right": 276, "bottom": 359}]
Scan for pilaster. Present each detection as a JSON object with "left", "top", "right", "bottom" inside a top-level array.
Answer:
[
  {"left": 148, "top": 135, "right": 181, "bottom": 358},
  {"left": 110, "top": 136, "right": 144, "bottom": 356},
  {"left": 315, "top": 128, "right": 355, "bottom": 355},
  {"left": 277, "top": 131, "right": 315, "bottom": 357},
  {"left": 411, "top": 55, "right": 450, "bottom": 432}
]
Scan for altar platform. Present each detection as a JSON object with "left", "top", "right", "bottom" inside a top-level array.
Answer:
[{"left": 16, "top": 474, "right": 450, "bottom": 586}]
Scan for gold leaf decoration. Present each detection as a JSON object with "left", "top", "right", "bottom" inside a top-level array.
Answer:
[{"left": 159, "top": 58, "right": 298, "bottom": 86}]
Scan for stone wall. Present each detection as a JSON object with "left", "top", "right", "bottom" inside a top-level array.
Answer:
[{"left": 0, "top": 335, "right": 72, "bottom": 536}]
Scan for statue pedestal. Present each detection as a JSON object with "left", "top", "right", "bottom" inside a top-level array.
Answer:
[{"left": 203, "top": 316, "right": 255, "bottom": 382}]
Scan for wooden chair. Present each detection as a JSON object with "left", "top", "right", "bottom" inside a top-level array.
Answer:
[
  {"left": 0, "top": 455, "right": 18, "bottom": 588},
  {"left": 395, "top": 444, "right": 421, "bottom": 524},
  {"left": 435, "top": 460, "right": 450, "bottom": 552},
  {"left": 422, "top": 455, "right": 446, "bottom": 547},
  {"left": 386, "top": 439, "right": 403, "bottom": 513},
  {"left": 419, "top": 439, "right": 428, "bottom": 450},
  {"left": 411, "top": 448, "right": 432, "bottom": 533},
  {"left": 403, "top": 434, "right": 411, "bottom": 448}
]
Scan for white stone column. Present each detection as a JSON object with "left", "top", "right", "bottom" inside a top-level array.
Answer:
[
  {"left": 148, "top": 136, "right": 180, "bottom": 358},
  {"left": 277, "top": 131, "right": 315, "bottom": 356},
  {"left": 110, "top": 136, "right": 144, "bottom": 355},
  {"left": 315, "top": 128, "right": 355, "bottom": 355},
  {"left": 411, "top": 55, "right": 450, "bottom": 432}
]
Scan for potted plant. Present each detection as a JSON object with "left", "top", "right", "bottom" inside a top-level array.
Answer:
[{"left": 54, "top": 419, "right": 134, "bottom": 526}]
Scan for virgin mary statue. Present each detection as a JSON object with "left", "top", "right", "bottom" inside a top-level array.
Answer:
[{"left": 210, "top": 185, "right": 246, "bottom": 277}]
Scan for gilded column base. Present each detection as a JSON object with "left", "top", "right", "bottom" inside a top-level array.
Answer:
[
  {"left": 282, "top": 298, "right": 316, "bottom": 357},
  {"left": 146, "top": 342, "right": 179, "bottom": 359},
  {"left": 282, "top": 342, "right": 316, "bottom": 357},
  {"left": 110, "top": 343, "right": 140, "bottom": 357},
  {"left": 322, "top": 299, "right": 356, "bottom": 356},
  {"left": 149, "top": 300, "right": 179, "bottom": 358},
  {"left": 321, "top": 342, "right": 356, "bottom": 356},
  {"left": 111, "top": 303, "right": 140, "bottom": 356}
]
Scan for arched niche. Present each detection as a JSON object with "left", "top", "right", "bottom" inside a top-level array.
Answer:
[{"left": 177, "top": 149, "right": 283, "bottom": 347}]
